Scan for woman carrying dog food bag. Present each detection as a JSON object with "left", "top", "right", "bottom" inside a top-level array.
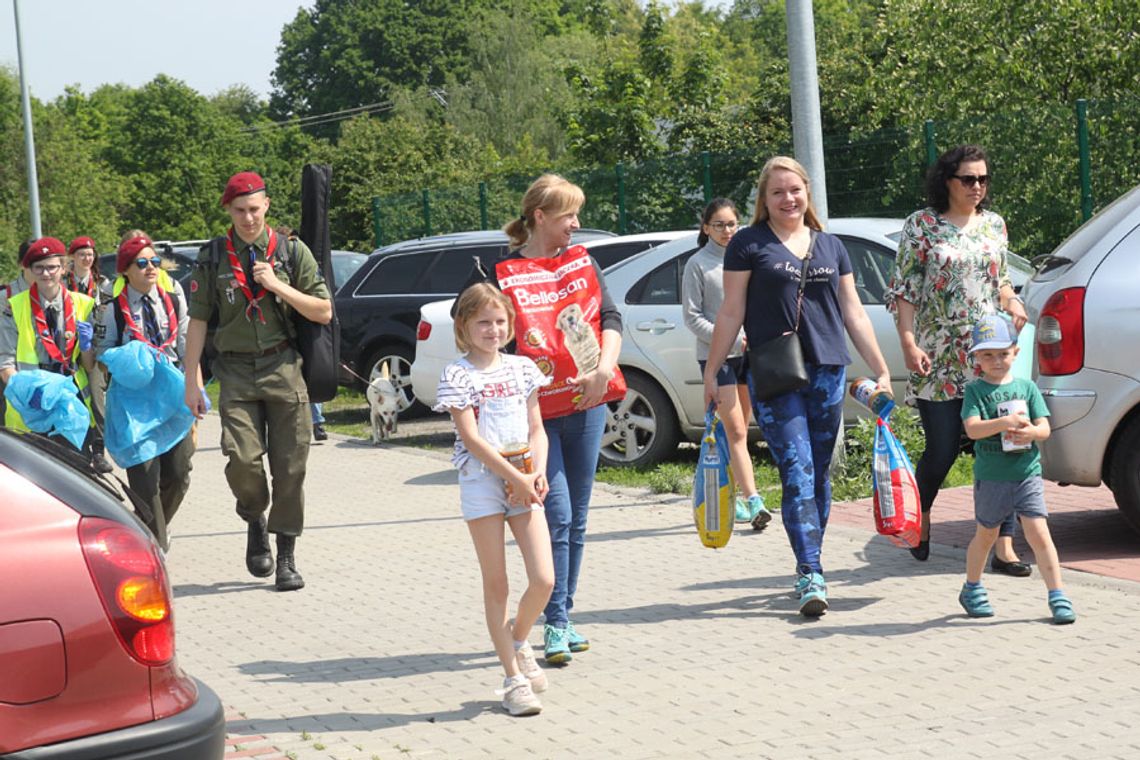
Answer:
[{"left": 457, "top": 174, "right": 623, "bottom": 666}]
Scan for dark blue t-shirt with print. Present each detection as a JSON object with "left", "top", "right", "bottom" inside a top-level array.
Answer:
[{"left": 724, "top": 222, "right": 852, "bottom": 366}]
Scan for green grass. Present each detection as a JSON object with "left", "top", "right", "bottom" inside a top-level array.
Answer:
[{"left": 596, "top": 411, "right": 974, "bottom": 503}]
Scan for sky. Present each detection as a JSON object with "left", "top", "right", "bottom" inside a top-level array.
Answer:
[
  {"left": 0, "top": 1, "right": 312, "bottom": 101},
  {"left": 2, "top": 0, "right": 736, "bottom": 104}
]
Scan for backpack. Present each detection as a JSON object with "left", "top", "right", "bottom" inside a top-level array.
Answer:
[{"left": 201, "top": 235, "right": 340, "bottom": 403}]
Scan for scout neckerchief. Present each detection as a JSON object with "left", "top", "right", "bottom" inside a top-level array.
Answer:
[
  {"left": 116, "top": 286, "right": 178, "bottom": 352},
  {"left": 66, "top": 271, "right": 98, "bottom": 299},
  {"left": 225, "top": 226, "right": 279, "bottom": 323},
  {"left": 29, "top": 283, "right": 77, "bottom": 372}
]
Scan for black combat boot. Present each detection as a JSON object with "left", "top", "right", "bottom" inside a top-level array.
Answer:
[
  {"left": 275, "top": 534, "right": 305, "bottom": 592},
  {"left": 245, "top": 515, "right": 274, "bottom": 578}
]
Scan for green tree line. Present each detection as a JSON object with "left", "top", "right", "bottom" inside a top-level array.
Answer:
[{"left": 3, "top": 0, "right": 1138, "bottom": 279}]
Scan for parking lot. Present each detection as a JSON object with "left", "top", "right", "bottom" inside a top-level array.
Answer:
[{"left": 159, "top": 414, "right": 1140, "bottom": 760}]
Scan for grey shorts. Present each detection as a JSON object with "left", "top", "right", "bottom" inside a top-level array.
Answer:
[
  {"left": 458, "top": 459, "right": 542, "bottom": 522},
  {"left": 973, "top": 476, "right": 1048, "bottom": 529}
]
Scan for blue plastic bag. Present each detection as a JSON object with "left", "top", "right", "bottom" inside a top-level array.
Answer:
[
  {"left": 3, "top": 370, "right": 91, "bottom": 450},
  {"left": 101, "top": 342, "right": 195, "bottom": 469},
  {"left": 871, "top": 412, "right": 921, "bottom": 548},
  {"left": 692, "top": 403, "right": 735, "bottom": 549}
]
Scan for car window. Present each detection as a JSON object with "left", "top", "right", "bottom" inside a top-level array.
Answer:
[
  {"left": 330, "top": 252, "right": 367, "bottom": 293},
  {"left": 423, "top": 246, "right": 506, "bottom": 294},
  {"left": 589, "top": 242, "right": 655, "bottom": 271},
  {"left": 626, "top": 248, "right": 698, "bottom": 305},
  {"left": 355, "top": 254, "right": 423, "bottom": 295},
  {"left": 839, "top": 236, "right": 895, "bottom": 305}
]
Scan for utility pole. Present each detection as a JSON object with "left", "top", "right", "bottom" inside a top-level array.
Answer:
[
  {"left": 786, "top": 0, "right": 828, "bottom": 224},
  {"left": 787, "top": 0, "right": 846, "bottom": 469},
  {"left": 13, "top": 0, "right": 43, "bottom": 238}
]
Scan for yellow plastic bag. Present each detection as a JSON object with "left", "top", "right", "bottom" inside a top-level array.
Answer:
[{"left": 693, "top": 405, "right": 735, "bottom": 548}]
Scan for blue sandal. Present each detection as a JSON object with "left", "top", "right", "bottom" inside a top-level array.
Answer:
[
  {"left": 1049, "top": 595, "right": 1076, "bottom": 625},
  {"left": 958, "top": 584, "right": 994, "bottom": 618}
]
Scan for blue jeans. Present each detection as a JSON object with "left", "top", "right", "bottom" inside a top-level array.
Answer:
[
  {"left": 915, "top": 398, "right": 1015, "bottom": 538},
  {"left": 754, "top": 364, "right": 845, "bottom": 576},
  {"left": 310, "top": 402, "right": 325, "bottom": 425},
  {"left": 542, "top": 404, "right": 606, "bottom": 627}
]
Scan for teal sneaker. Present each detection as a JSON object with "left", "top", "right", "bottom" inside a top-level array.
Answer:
[
  {"left": 747, "top": 494, "right": 772, "bottom": 531},
  {"left": 543, "top": 624, "right": 572, "bottom": 665},
  {"left": 798, "top": 572, "right": 828, "bottom": 617},
  {"left": 566, "top": 621, "right": 590, "bottom": 652},
  {"left": 958, "top": 583, "right": 994, "bottom": 618},
  {"left": 1049, "top": 594, "right": 1076, "bottom": 625},
  {"left": 734, "top": 496, "right": 751, "bottom": 522}
]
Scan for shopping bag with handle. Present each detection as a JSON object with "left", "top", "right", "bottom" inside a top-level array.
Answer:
[
  {"left": 693, "top": 403, "right": 735, "bottom": 549},
  {"left": 871, "top": 410, "right": 921, "bottom": 548}
]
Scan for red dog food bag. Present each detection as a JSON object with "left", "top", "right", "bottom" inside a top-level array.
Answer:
[{"left": 496, "top": 246, "right": 626, "bottom": 419}]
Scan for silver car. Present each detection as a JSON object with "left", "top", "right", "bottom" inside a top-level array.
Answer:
[{"left": 1024, "top": 183, "right": 1140, "bottom": 534}]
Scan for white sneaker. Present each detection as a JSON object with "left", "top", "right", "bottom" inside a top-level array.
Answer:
[
  {"left": 500, "top": 675, "right": 542, "bottom": 716},
  {"left": 515, "top": 642, "right": 548, "bottom": 693}
]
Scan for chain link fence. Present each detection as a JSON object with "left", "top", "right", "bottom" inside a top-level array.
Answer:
[{"left": 372, "top": 98, "right": 1140, "bottom": 258}]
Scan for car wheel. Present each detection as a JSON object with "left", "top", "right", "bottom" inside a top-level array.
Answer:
[
  {"left": 599, "top": 371, "right": 680, "bottom": 468},
  {"left": 1108, "top": 415, "right": 1140, "bottom": 536},
  {"left": 364, "top": 345, "right": 423, "bottom": 417}
]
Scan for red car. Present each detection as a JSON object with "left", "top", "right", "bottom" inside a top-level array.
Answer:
[{"left": 0, "top": 429, "right": 224, "bottom": 758}]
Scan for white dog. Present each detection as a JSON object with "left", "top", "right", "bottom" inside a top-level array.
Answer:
[
  {"left": 556, "top": 302, "right": 601, "bottom": 375},
  {"left": 367, "top": 362, "right": 400, "bottom": 443}
]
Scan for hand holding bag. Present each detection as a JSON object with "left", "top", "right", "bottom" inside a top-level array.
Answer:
[
  {"left": 747, "top": 230, "right": 816, "bottom": 402},
  {"left": 692, "top": 403, "right": 735, "bottom": 549}
]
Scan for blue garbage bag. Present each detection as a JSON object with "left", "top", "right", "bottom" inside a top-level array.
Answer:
[
  {"left": 4, "top": 370, "right": 91, "bottom": 450},
  {"left": 101, "top": 342, "right": 195, "bottom": 469}
]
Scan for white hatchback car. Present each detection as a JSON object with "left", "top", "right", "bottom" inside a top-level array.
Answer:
[
  {"left": 414, "top": 220, "right": 1032, "bottom": 467},
  {"left": 1023, "top": 182, "right": 1140, "bottom": 534}
]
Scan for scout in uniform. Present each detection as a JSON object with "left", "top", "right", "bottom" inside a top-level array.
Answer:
[
  {"left": 0, "top": 237, "right": 97, "bottom": 448},
  {"left": 182, "top": 172, "right": 332, "bottom": 592},
  {"left": 96, "top": 234, "right": 195, "bottom": 550},
  {"left": 67, "top": 235, "right": 114, "bottom": 472}
]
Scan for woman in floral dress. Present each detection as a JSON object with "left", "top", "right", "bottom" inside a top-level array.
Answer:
[{"left": 885, "top": 144, "right": 1029, "bottom": 568}]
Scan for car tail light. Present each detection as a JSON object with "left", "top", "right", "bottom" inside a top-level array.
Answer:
[
  {"left": 1036, "top": 287, "right": 1085, "bottom": 376},
  {"left": 79, "top": 518, "right": 174, "bottom": 666},
  {"left": 416, "top": 319, "right": 432, "bottom": 341}
]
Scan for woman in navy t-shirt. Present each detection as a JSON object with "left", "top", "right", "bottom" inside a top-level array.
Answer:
[{"left": 703, "top": 156, "right": 891, "bottom": 618}]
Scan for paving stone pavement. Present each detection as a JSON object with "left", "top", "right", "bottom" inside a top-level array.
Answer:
[{"left": 167, "top": 413, "right": 1140, "bottom": 760}]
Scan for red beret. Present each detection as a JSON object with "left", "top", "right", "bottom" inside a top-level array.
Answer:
[
  {"left": 220, "top": 171, "right": 266, "bottom": 207},
  {"left": 68, "top": 236, "right": 96, "bottom": 255},
  {"left": 117, "top": 235, "right": 154, "bottom": 273},
  {"left": 23, "top": 237, "right": 67, "bottom": 267}
]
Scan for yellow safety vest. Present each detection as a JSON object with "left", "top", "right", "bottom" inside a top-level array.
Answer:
[{"left": 4, "top": 290, "right": 96, "bottom": 431}]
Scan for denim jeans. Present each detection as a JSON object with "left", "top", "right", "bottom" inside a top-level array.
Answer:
[
  {"left": 754, "top": 364, "right": 846, "bottom": 576},
  {"left": 310, "top": 403, "right": 325, "bottom": 425},
  {"left": 916, "top": 398, "right": 1015, "bottom": 537},
  {"left": 541, "top": 403, "right": 606, "bottom": 627}
]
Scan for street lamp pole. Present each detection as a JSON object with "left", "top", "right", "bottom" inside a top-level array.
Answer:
[
  {"left": 786, "top": 0, "right": 828, "bottom": 224},
  {"left": 13, "top": 0, "right": 42, "bottom": 238}
]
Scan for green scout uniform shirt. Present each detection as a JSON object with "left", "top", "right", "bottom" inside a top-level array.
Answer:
[
  {"left": 187, "top": 228, "right": 330, "bottom": 353},
  {"left": 961, "top": 377, "right": 1050, "bottom": 482}
]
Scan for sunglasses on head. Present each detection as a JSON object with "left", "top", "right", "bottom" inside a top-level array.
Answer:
[
  {"left": 953, "top": 174, "right": 991, "bottom": 187},
  {"left": 135, "top": 256, "right": 163, "bottom": 270}
]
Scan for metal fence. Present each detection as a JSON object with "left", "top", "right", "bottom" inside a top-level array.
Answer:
[{"left": 371, "top": 98, "right": 1140, "bottom": 258}]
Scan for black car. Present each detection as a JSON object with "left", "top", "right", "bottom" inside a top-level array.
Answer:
[{"left": 335, "top": 229, "right": 617, "bottom": 414}]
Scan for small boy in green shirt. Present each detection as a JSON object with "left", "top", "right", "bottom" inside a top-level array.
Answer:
[{"left": 958, "top": 314, "right": 1075, "bottom": 624}]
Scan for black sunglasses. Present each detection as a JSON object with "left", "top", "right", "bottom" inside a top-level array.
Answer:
[
  {"left": 953, "top": 174, "right": 991, "bottom": 187},
  {"left": 135, "top": 256, "right": 164, "bottom": 270}
]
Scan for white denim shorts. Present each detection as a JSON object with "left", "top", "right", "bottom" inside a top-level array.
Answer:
[{"left": 458, "top": 459, "right": 542, "bottom": 522}]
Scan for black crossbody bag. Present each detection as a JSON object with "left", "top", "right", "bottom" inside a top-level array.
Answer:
[{"left": 747, "top": 230, "right": 816, "bottom": 402}]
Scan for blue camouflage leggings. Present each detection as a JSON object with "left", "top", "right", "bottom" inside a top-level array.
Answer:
[{"left": 754, "top": 364, "right": 846, "bottom": 576}]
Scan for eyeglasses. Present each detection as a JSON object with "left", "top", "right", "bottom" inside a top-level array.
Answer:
[
  {"left": 708, "top": 221, "right": 739, "bottom": 231},
  {"left": 31, "top": 263, "right": 62, "bottom": 275},
  {"left": 135, "top": 257, "right": 164, "bottom": 270},
  {"left": 953, "top": 174, "right": 991, "bottom": 187}
]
